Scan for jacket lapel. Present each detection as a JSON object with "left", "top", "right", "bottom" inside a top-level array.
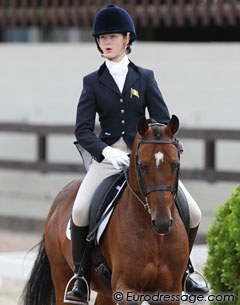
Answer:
[
  {"left": 98, "top": 61, "right": 139, "bottom": 96},
  {"left": 122, "top": 62, "right": 139, "bottom": 95},
  {"left": 98, "top": 63, "right": 121, "bottom": 95}
]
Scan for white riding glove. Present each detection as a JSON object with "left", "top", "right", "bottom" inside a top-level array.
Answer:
[{"left": 102, "top": 146, "right": 130, "bottom": 170}]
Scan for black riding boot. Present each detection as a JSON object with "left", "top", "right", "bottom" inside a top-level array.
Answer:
[
  {"left": 183, "top": 226, "right": 209, "bottom": 295},
  {"left": 65, "top": 219, "right": 90, "bottom": 304}
]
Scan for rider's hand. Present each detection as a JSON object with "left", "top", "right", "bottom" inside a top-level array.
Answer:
[{"left": 102, "top": 146, "right": 130, "bottom": 170}]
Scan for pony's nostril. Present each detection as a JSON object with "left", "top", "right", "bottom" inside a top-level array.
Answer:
[{"left": 152, "top": 218, "right": 172, "bottom": 235}]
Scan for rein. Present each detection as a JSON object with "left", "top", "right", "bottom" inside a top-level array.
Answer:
[
  {"left": 124, "top": 137, "right": 183, "bottom": 214},
  {"left": 123, "top": 168, "right": 151, "bottom": 213}
]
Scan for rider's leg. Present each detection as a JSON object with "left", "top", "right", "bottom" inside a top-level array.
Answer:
[
  {"left": 65, "top": 160, "right": 119, "bottom": 304},
  {"left": 66, "top": 139, "right": 129, "bottom": 304},
  {"left": 179, "top": 181, "right": 209, "bottom": 294},
  {"left": 65, "top": 219, "right": 90, "bottom": 303}
]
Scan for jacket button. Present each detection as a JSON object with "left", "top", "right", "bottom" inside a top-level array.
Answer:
[
  {"left": 121, "top": 131, "right": 125, "bottom": 135},
  {"left": 121, "top": 109, "right": 125, "bottom": 113},
  {"left": 120, "top": 98, "right": 123, "bottom": 103},
  {"left": 121, "top": 120, "right": 125, "bottom": 124}
]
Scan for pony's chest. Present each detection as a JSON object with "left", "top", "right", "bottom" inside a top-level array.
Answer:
[{"left": 136, "top": 260, "right": 174, "bottom": 291}]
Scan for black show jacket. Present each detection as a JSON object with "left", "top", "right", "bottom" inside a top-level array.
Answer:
[{"left": 75, "top": 61, "right": 170, "bottom": 162}]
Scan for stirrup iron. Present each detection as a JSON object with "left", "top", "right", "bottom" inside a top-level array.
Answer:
[
  {"left": 64, "top": 274, "right": 90, "bottom": 304},
  {"left": 183, "top": 270, "right": 209, "bottom": 295}
]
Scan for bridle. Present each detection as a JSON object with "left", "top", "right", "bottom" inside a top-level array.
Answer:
[{"left": 124, "top": 125, "right": 183, "bottom": 214}]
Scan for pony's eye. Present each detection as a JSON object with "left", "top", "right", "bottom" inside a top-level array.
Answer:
[
  {"left": 172, "top": 161, "right": 180, "bottom": 174},
  {"left": 138, "top": 162, "right": 148, "bottom": 174}
]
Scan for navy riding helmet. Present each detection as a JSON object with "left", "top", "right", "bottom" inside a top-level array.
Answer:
[{"left": 92, "top": 4, "right": 136, "bottom": 44}]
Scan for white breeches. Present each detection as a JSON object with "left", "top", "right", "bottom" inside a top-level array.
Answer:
[
  {"left": 72, "top": 139, "right": 129, "bottom": 227},
  {"left": 72, "top": 139, "right": 201, "bottom": 228}
]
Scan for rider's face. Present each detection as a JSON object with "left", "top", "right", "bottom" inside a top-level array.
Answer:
[{"left": 99, "top": 33, "right": 129, "bottom": 62}]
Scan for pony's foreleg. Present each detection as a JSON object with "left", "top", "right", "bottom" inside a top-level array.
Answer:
[{"left": 94, "top": 292, "right": 116, "bottom": 305}]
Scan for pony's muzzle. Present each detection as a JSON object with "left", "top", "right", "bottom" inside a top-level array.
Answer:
[{"left": 152, "top": 217, "right": 173, "bottom": 234}]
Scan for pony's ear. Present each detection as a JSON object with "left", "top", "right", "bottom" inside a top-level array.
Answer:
[
  {"left": 166, "top": 115, "right": 179, "bottom": 136},
  {"left": 137, "top": 117, "right": 149, "bottom": 137}
]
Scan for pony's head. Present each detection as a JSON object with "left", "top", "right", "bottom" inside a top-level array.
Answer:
[{"left": 130, "top": 115, "right": 183, "bottom": 235}]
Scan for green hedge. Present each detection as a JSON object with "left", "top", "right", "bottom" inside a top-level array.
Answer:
[{"left": 204, "top": 186, "right": 240, "bottom": 304}]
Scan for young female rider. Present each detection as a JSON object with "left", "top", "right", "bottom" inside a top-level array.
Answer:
[{"left": 65, "top": 4, "right": 208, "bottom": 304}]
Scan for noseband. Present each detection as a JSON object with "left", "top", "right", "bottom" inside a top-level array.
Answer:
[{"left": 124, "top": 127, "right": 183, "bottom": 214}]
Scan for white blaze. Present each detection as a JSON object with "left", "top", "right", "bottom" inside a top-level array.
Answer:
[{"left": 155, "top": 151, "right": 164, "bottom": 167}]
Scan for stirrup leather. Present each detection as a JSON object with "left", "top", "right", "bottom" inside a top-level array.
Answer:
[{"left": 64, "top": 274, "right": 90, "bottom": 304}]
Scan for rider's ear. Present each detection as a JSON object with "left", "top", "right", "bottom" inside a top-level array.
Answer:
[
  {"left": 137, "top": 117, "right": 148, "bottom": 137},
  {"left": 166, "top": 115, "right": 179, "bottom": 136}
]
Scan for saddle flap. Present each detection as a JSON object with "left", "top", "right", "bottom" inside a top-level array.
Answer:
[
  {"left": 88, "top": 172, "right": 126, "bottom": 243},
  {"left": 175, "top": 185, "right": 190, "bottom": 234}
]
